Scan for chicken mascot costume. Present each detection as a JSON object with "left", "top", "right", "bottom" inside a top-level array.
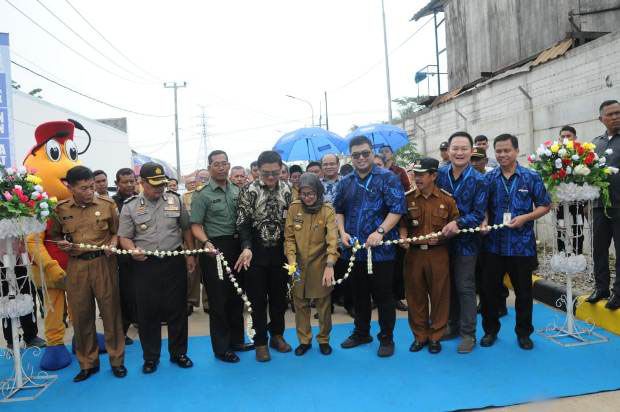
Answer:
[{"left": 24, "top": 119, "right": 104, "bottom": 370}]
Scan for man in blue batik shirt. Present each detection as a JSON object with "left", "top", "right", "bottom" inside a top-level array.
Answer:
[
  {"left": 480, "top": 134, "right": 551, "bottom": 351},
  {"left": 334, "top": 135, "right": 405, "bottom": 358},
  {"left": 437, "top": 131, "right": 488, "bottom": 354}
]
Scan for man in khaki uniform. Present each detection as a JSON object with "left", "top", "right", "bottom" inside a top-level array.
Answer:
[
  {"left": 399, "top": 158, "right": 459, "bottom": 355},
  {"left": 284, "top": 174, "right": 339, "bottom": 356},
  {"left": 183, "top": 176, "right": 209, "bottom": 314},
  {"left": 51, "top": 166, "right": 126, "bottom": 382}
]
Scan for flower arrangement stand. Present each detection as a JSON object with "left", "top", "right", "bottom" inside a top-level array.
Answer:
[
  {"left": 537, "top": 200, "right": 608, "bottom": 347},
  {"left": 1, "top": 235, "right": 56, "bottom": 402}
]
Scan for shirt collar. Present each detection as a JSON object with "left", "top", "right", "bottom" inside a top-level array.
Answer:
[{"left": 208, "top": 178, "right": 230, "bottom": 192}]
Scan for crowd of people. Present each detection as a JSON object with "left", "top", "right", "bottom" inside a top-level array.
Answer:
[{"left": 4, "top": 99, "right": 620, "bottom": 385}]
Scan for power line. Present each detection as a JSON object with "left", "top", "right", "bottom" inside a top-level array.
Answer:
[
  {"left": 5, "top": 0, "right": 151, "bottom": 85},
  {"left": 331, "top": 16, "right": 434, "bottom": 92},
  {"left": 35, "top": 0, "right": 154, "bottom": 84},
  {"left": 64, "top": 0, "right": 161, "bottom": 82},
  {"left": 11, "top": 60, "right": 172, "bottom": 118}
]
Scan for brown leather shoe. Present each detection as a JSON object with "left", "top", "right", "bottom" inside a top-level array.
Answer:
[
  {"left": 269, "top": 335, "right": 292, "bottom": 353},
  {"left": 255, "top": 345, "right": 271, "bottom": 362}
]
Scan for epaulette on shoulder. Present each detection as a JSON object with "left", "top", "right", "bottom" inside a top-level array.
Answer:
[
  {"left": 167, "top": 190, "right": 181, "bottom": 197},
  {"left": 440, "top": 189, "right": 453, "bottom": 197},
  {"left": 290, "top": 199, "right": 302, "bottom": 205},
  {"left": 195, "top": 185, "right": 205, "bottom": 192},
  {"left": 56, "top": 199, "right": 70, "bottom": 206},
  {"left": 123, "top": 195, "right": 138, "bottom": 204},
  {"left": 404, "top": 189, "right": 416, "bottom": 196},
  {"left": 96, "top": 194, "right": 115, "bottom": 204}
]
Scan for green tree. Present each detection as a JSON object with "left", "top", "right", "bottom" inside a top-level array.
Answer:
[
  {"left": 392, "top": 96, "right": 427, "bottom": 120},
  {"left": 394, "top": 141, "right": 420, "bottom": 168}
]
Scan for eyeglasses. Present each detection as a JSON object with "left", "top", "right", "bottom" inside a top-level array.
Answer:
[
  {"left": 210, "top": 161, "right": 229, "bottom": 169},
  {"left": 300, "top": 191, "right": 316, "bottom": 198},
  {"left": 351, "top": 150, "right": 372, "bottom": 160},
  {"left": 260, "top": 170, "right": 281, "bottom": 177}
]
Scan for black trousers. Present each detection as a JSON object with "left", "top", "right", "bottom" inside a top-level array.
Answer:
[
  {"left": 351, "top": 260, "right": 396, "bottom": 340},
  {"left": 481, "top": 254, "right": 536, "bottom": 338},
  {"left": 393, "top": 247, "right": 405, "bottom": 300},
  {"left": 332, "top": 257, "right": 354, "bottom": 310},
  {"left": 2, "top": 267, "right": 38, "bottom": 344},
  {"left": 245, "top": 245, "right": 288, "bottom": 346},
  {"left": 593, "top": 207, "right": 620, "bottom": 295},
  {"left": 133, "top": 256, "right": 188, "bottom": 361},
  {"left": 199, "top": 236, "right": 245, "bottom": 356},
  {"left": 118, "top": 255, "right": 137, "bottom": 334},
  {"left": 475, "top": 252, "right": 508, "bottom": 307}
]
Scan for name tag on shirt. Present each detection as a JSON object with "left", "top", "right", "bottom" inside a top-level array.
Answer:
[{"left": 503, "top": 213, "right": 512, "bottom": 225}]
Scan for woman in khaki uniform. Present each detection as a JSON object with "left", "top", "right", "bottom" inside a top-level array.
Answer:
[{"left": 284, "top": 173, "right": 339, "bottom": 356}]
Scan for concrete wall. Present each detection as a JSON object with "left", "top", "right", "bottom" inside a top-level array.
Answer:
[
  {"left": 12, "top": 91, "right": 132, "bottom": 179},
  {"left": 405, "top": 29, "right": 620, "bottom": 163},
  {"left": 444, "top": 0, "right": 620, "bottom": 89}
]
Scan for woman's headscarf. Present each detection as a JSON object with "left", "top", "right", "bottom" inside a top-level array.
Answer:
[{"left": 299, "top": 172, "right": 324, "bottom": 214}]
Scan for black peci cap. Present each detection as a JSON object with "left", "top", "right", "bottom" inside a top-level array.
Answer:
[{"left": 412, "top": 158, "right": 439, "bottom": 173}]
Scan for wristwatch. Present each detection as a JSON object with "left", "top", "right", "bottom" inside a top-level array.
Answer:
[{"left": 376, "top": 226, "right": 385, "bottom": 235}]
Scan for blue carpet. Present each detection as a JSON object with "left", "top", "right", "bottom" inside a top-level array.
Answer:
[{"left": 2, "top": 304, "right": 620, "bottom": 412}]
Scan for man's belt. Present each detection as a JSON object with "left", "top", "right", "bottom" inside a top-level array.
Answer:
[
  {"left": 410, "top": 244, "right": 440, "bottom": 250},
  {"left": 74, "top": 250, "right": 105, "bottom": 260}
]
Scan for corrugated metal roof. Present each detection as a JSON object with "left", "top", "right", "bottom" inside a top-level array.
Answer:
[
  {"left": 431, "top": 37, "right": 575, "bottom": 106},
  {"left": 411, "top": 0, "right": 445, "bottom": 21},
  {"left": 532, "top": 38, "right": 574, "bottom": 67}
]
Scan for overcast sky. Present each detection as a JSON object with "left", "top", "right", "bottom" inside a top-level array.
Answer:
[{"left": 2, "top": 0, "right": 446, "bottom": 173}]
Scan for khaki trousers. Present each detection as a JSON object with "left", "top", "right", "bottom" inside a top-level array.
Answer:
[
  {"left": 293, "top": 294, "right": 332, "bottom": 345},
  {"left": 404, "top": 246, "right": 450, "bottom": 342},
  {"left": 66, "top": 255, "right": 124, "bottom": 368}
]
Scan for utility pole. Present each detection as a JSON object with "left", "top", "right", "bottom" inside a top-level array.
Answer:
[
  {"left": 381, "top": 0, "right": 393, "bottom": 123},
  {"left": 324, "top": 91, "right": 329, "bottom": 131},
  {"left": 433, "top": 11, "right": 441, "bottom": 96},
  {"left": 164, "top": 81, "right": 187, "bottom": 179},
  {"left": 198, "top": 105, "right": 208, "bottom": 168}
]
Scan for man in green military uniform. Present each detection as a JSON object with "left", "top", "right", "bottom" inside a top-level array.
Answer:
[
  {"left": 191, "top": 150, "right": 254, "bottom": 363},
  {"left": 118, "top": 162, "right": 196, "bottom": 374}
]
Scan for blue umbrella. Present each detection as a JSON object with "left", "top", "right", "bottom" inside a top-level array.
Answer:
[
  {"left": 344, "top": 124, "right": 409, "bottom": 153},
  {"left": 273, "top": 127, "right": 346, "bottom": 161}
]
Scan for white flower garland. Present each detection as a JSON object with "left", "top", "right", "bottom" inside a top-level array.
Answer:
[
  {"left": 337, "top": 224, "right": 508, "bottom": 285},
  {"left": 0, "top": 294, "right": 34, "bottom": 318},
  {"left": 550, "top": 253, "right": 587, "bottom": 276},
  {"left": 0, "top": 217, "right": 46, "bottom": 240},
  {"left": 73, "top": 243, "right": 256, "bottom": 340},
  {"left": 554, "top": 182, "right": 600, "bottom": 202}
]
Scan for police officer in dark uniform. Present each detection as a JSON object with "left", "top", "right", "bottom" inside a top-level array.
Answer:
[{"left": 118, "top": 162, "right": 196, "bottom": 373}]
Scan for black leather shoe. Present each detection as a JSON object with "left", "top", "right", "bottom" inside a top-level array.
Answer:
[
  {"left": 231, "top": 343, "right": 255, "bottom": 352},
  {"left": 480, "top": 334, "right": 497, "bottom": 347},
  {"left": 170, "top": 354, "right": 194, "bottom": 368},
  {"left": 112, "top": 365, "right": 127, "bottom": 378},
  {"left": 73, "top": 366, "right": 99, "bottom": 382},
  {"left": 294, "top": 344, "right": 312, "bottom": 356},
  {"left": 586, "top": 289, "right": 610, "bottom": 303},
  {"left": 215, "top": 351, "right": 240, "bottom": 363},
  {"left": 409, "top": 340, "right": 427, "bottom": 352},
  {"left": 605, "top": 294, "right": 620, "bottom": 310},
  {"left": 187, "top": 305, "right": 194, "bottom": 317},
  {"left": 142, "top": 360, "right": 158, "bottom": 374},
  {"left": 319, "top": 343, "right": 332, "bottom": 355},
  {"left": 377, "top": 340, "right": 394, "bottom": 357},
  {"left": 428, "top": 340, "right": 441, "bottom": 354},
  {"left": 518, "top": 336, "right": 534, "bottom": 350},
  {"left": 395, "top": 300, "right": 408, "bottom": 312},
  {"left": 124, "top": 336, "right": 134, "bottom": 346},
  {"left": 341, "top": 334, "right": 373, "bottom": 349}
]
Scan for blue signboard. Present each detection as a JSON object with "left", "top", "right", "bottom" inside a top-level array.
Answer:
[{"left": 0, "top": 33, "right": 14, "bottom": 167}]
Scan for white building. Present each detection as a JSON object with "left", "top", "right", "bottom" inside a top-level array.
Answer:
[{"left": 12, "top": 90, "right": 132, "bottom": 179}]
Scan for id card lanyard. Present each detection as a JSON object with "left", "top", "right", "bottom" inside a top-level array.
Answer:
[
  {"left": 501, "top": 173, "right": 518, "bottom": 224},
  {"left": 448, "top": 164, "right": 471, "bottom": 195}
]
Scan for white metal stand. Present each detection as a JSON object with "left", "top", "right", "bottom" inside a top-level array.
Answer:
[
  {"left": 1, "top": 237, "right": 56, "bottom": 402},
  {"left": 538, "top": 201, "right": 608, "bottom": 347}
]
